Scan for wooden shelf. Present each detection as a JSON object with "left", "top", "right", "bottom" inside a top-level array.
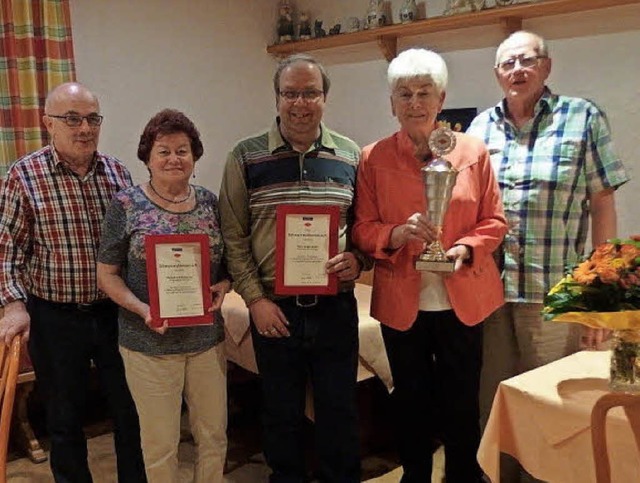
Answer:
[{"left": 267, "top": 0, "right": 640, "bottom": 61}]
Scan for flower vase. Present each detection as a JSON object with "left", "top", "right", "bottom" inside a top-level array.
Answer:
[{"left": 610, "top": 328, "right": 640, "bottom": 392}]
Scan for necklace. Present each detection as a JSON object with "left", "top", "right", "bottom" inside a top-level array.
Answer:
[{"left": 148, "top": 180, "right": 192, "bottom": 204}]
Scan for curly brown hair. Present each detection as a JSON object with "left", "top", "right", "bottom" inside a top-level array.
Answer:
[{"left": 137, "top": 108, "right": 204, "bottom": 164}]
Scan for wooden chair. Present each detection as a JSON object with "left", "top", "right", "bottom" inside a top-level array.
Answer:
[
  {"left": 591, "top": 392, "right": 640, "bottom": 483},
  {"left": 0, "top": 335, "right": 22, "bottom": 482}
]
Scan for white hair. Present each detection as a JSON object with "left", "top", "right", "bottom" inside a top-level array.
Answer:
[
  {"left": 387, "top": 48, "right": 448, "bottom": 93},
  {"left": 495, "top": 31, "right": 548, "bottom": 66}
]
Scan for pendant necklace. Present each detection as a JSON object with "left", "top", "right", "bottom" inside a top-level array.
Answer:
[{"left": 149, "top": 181, "right": 192, "bottom": 204}]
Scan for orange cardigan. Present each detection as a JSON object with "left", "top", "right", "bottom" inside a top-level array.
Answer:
[{"left": 352, "top": 130, "right": 507, "bottom": 329}]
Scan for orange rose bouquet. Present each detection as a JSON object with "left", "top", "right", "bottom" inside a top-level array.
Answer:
[{"left": 542, "top": 238, "right": 640, "bottom": 329}]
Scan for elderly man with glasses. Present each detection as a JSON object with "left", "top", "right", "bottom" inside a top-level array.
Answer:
[
  {"left": 0, "top": 82, "right": 146, "bottom": 483},
  {"left": 219, "top": 54, "right": 369, "bottom": 483},
  {"left": 467, "top": 30, "right": 629, "bottom": 482}
]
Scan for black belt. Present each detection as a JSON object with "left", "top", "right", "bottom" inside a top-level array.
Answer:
[
  {"left": 33, "top": 296, "right": 113, "bottom": 313},
  {"left": 280, "top": 294, "right": 331, "bottom": 308}
]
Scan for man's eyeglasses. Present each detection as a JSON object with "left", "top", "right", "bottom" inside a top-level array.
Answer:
[
  {"left": 278, "top": 89, "right": 324, "bottom": 102},
  {"left": 47, "top": 114, "right": 104, "bottom": 127},
  {"left": 496, "top": 55, "right": 547, "bottom": 72}
]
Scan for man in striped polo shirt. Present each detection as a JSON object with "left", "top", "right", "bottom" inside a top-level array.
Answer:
[
  {"left": 220, "top": 54, "right": 367, "bottom": 483},
  {"left": 467, "top": 31, "right": 629, "bottom": 482}
]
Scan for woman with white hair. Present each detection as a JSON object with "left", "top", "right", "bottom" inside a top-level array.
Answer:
[{"left": 352, "top": 48, "right": 507, "bottom": 482}]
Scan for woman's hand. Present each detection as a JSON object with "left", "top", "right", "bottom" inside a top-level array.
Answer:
[
  {"left": 140, "top": 303, "right": 169, "bottom": 335},
  {"left": 445, "top": 244, "right": 471, "bottom": 272},
  {"left": 388, "top": 212, "right": 438, "bottom": 250},
  {"left": 326, "top": 252, "right": 361, "bottom": 281},
  {"left": 209, "top": 280, "right": 231, "bottom": 313}
]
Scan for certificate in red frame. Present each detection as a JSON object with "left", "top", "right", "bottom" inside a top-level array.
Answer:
[
  {"left": 275, "top": 204, "right": 340, "bottom": 295},
  {"left": 145, "top": 233, "right": 213, "bottom": 328}
]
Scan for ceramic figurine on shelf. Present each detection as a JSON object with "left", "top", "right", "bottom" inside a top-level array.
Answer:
[
  {"left": 365, "top": 0, "right": 386, "bottom": 29},
  {"left": 443, "top": 0, "right": 485, "bottom": 16},
  {"left": 329, "top": 22, "right": 342, "bottom": 35},
  {"left": 277, "top": 0, "right": 294, "bottom": 43},
  {"left": 298, "top": 11, "right": 312, "bottom": 40},
  {"left": 345, "top": 17, "right": 360, "bottom": 33},
  {"left": 399, "top": 0, "right": 418, "bottom": 24},
  {"left": 314, "top": 19, "right": 326, "bottom": 38}
]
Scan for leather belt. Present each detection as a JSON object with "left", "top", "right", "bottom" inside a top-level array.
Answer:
[{"left": 49, "top": 299, "right": 113, "bottom": 312}]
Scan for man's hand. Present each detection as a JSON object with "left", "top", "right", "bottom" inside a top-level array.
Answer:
[
  {"left": 388, "top": 212, "right": 438, "bottom": 250},
  {"left": 0, "top": 300, "right": 30, "bottom": 344},
  {"left": 326, "top": 252, "right": 361, "bottom": 282},
  {"left": 249, "top": 298, "right": 290, "bottom": 338}
]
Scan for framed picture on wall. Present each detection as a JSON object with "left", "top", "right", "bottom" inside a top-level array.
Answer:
[{"left": 437, "top": 107, "right": 477, "bottom": 132}]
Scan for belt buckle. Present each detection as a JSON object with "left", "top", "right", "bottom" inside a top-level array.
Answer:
[
  {"left": 295, "top": 295, "right": 318, "bottom": 308},
  {"left": 76, "top": 303, "right": 93, "bottom": 312}
]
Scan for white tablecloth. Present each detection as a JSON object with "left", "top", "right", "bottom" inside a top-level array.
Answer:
[{"left": 478, "top": 350, "right": 640, "bottom": 483}]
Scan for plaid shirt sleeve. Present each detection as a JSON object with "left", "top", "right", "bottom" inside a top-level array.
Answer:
[
  {"left": 584, "top": 104, "right": 629, "bottom": 193},
  {"left": 0, "top": 171, "right": 33, "bottom": 305}
]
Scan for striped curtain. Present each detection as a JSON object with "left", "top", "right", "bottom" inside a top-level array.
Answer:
[{"left": 0, "top": 0, "right": 76, "bottom": 177}]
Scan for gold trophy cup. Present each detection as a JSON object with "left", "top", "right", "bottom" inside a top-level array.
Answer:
[{"left": 415, "top": 127, "right": 458, "bottom": 272}]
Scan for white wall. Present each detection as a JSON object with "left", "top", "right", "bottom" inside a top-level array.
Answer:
[
  {"left": 70, "top": 0, "right": 278, "bottom": 189},
  {"left": 71, "top": 0, "right": 640, "bottom": 239}
]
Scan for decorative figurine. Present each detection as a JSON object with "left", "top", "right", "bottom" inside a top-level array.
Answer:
[
  {"left": 365, "top": 0, "right": 386, "bottom": 29},
  {"left": 345, "top": 17, "right": 360, "bottom": 33},
  {"left": 314, "top": 20, "right": 326, "bottom": 38},
  {"left": 277, "top": 0, "right": 294, "bottom": 43},
  {"left": 329, "top": 22, "right": 342, "bottom": 35},
  {"left": 399, "top": 0, "right": 418, "bottom": 24},
  {"left": 298, "top": 11, "right": 312, "bottom": 40},
  {"left": 443, "top": 0, "right": 485, "bottom": 16}
]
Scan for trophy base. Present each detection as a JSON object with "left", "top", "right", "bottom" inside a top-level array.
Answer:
[{"left": 415, "top": 258, "right": 455, "bottom": 273}]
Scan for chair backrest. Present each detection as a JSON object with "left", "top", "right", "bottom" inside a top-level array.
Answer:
[
  {"left": 591, "top": 392, "right": 640, "bottom": 483},
  {"left": 0, "top": 336, "right": 22, "bottom": 483}
]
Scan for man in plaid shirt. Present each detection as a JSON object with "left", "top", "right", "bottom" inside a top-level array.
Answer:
[
  {"left": 0, "top": 83, "right": 146, "bottom": 482},
  {"left": 468, "top": 31, "right": 629, "bottom": 481}
]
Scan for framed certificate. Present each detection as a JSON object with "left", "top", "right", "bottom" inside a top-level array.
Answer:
[
  {"left": 275, "top": 204, "right": 340, "bottom": 295},
  {"left": 145, "top": 233, "right": 213, "bottom": 328}
]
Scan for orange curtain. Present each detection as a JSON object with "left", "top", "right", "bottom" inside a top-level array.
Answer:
[{"left": 0, "top": 0, "right": 76, "bottom": 177}]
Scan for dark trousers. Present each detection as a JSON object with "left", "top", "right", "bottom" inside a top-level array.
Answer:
[
  {"left": 27, "top": 295, "right": 146, "bottom": 483},
  {"left": 381, "top": 310, "right": 484, "bottom": 483},
  {"left": 250, "top": 292, "right": 360, "bottom": 483}
]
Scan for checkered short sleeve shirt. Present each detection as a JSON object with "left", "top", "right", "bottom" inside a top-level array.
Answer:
[{"left": 467, "top": 89, "right": 629, "bottom": 303}]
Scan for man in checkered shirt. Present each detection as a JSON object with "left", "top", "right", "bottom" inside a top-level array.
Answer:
[
  {"left": 0, "top": 83, "right": 146, "bottom": 482},
  {"left": 468, "top": 31, "right": 629, "bottom": 481}
]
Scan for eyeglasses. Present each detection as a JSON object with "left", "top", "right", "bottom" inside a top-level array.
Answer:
[
  {"left": 496, "top": 55, "right": 547, "bottom": 72},
  {"left": 47, "top": 114, "right": 104, "bottom": 127},
  {"left": 278, "top": 89, "right": 324, "bottom": 102}
]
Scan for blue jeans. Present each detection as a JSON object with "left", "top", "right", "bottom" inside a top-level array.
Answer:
[
  {"left": 381, "top": 310, "right": 484, "bottom": 483},
  {"left": 251, "top": 291, "right": 360, "bottom": 483},
  {"left": 27, "top": 295, "right": 146, "bottom": 483}
]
